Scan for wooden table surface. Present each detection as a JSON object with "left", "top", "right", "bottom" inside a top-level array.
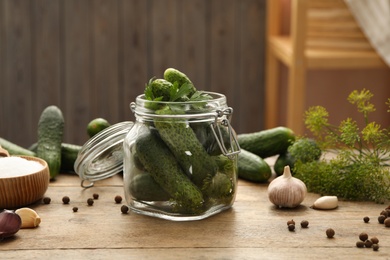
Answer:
[{"left": 1, "top": 157, "right": 389, "bottom": 260}]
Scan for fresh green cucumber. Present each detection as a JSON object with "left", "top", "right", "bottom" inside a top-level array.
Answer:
[
  {"left": 154, "top": 109, "right": 218, "bottom": 189},
  {"left": 237, "top": 127, "right": 295, "bottom": 158},
  {"left": 204, "top": 155, "right": 236, "bottom": 201},
  {"left": 0, "top": 138, "right": 36, "bottom": 157},
  {"left": 61, "top": 143, "right": 82, "bottom": 172},
  {"left": 129, "top": 173, "right": 172, "bottom": 201},
  {"left": 135, "top": 131, "right": 204, "bottom": 214},
  {"left": 237, "top": 149, "right": 272, "bottom": 182},
  {"left": 36, "top": 105, "right": 64, "bottom": 179},
  {"left": 147, "top": 78, "right": 174, "bottom": 101},
  {"left": 29, "top": 142, "right": 81, "bottom": 173},
  {"left": 163, "top": 68, "right": 196, "bottom": 97},
  {"left": 274, "top": 152, "right": 295, "bottom": 176}
]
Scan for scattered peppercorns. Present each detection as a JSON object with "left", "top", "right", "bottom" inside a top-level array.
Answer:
[
  {"left": 288, "top": 224, "right": 295, "bottom": 232},
  {"left": 62, "top": 196, "right": 70, "bottom": 204},
  {"left": 121, "top": 205, "right": 129, "bottom": 214},
  {"left": 72, "top": 207, "right": 78, "bottom": 212},
  {"left": 326, "top": 228, "right": 335, "bottom": 238},
  {"left": 363, "top": 216, "right": 370, "bottom": 223},
  {"left": 300, "top": 220, "right": 309, "bottom": 228},
  {"left": 43, "top": 196, "right": 51, "bottom": 204},
  {"left": 115, "top": 195, "right": 123, "bottom": 204},
  {"left": 93, "top": 193, "right": 99, "bottom": 200},
  {"left": 372, "top": 244, "right": 379, "bottom": 251},
  {"left": 359, "top": 232, "right": 368, "bottom": 242},
  {"left": 87, "top": 198, "right": 94, "bottom": 206}
]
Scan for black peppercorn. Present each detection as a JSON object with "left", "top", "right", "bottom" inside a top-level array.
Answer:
[
  {"left": 93, "top": 193, "right": 99, "bottom": 200},
  {"left": 359, "top": 232, "right": 368, "bottom": 242},
  {"left": 87, "top": 198, "right": 94, "bottom": 206},
  {"left": 356, "top": 241, "right": 364, "bottom": 248},
  {"left": 384, "top": 217, "right": 390, "bottom": 227},
  {"left": 300, "top": 220, "right": 309, "bottom": 228},
  {"left": 364, "top": 239, "right": 373, "bottom": 248},
  {"left": 115, "top": 195, "right": 123, "bottom": 204},
  {"left": 363, "top": 216, "right": 370, "bottom": 223},
  {"left": 43, "top": 197, "right": 51, "bottom": 204},
  {"left": 72, "top": 207, "right": 78, "bottom": 212},
  {"left": 121, "top": 205, "right": 129, "bottom": 214},
  {"left": 370, "top": 237, "right": 379, "bottom": 244},
  {"left": 378, "top": 215, "right": 386, "bottom": 224},
  {"left": 380, "top": 210, "right": 388, "bottom": 218},
  {"left": 287, "top": 219, "right": 295, "bottom": 226},
  {"left": 62, "top": 196, "right": 70, "bottom": 204},
  {"left": 326, "top": 228, "right": 335, "bottom": 238},
  {"left": 288, "top": 224, "right": 295, "bottom": 232},
  {"left": 372, "top": 244, "right": 379, "bottom": 251}
]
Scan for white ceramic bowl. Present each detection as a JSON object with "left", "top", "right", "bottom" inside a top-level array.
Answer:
[{"left": 0, "top": 156, "right": 50, "bottom": 209}]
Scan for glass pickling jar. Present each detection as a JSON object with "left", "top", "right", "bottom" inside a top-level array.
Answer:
[{"left": 123, "top": 91, "right": 240, "bottom": 221}]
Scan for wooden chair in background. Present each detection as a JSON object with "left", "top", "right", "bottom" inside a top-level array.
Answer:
[{"left": 265, "top": 0, "right": 388, "bottom": 135}]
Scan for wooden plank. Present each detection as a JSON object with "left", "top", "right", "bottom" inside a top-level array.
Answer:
[
  {"left": 235, "top": 0, "right": 266, "bottom": 133},
  {"left": 1, "top": 248, "right": 390, "bottom": 260},
  {"left": 209, "top": 0, "right": 237, "bottom": 126},
  {"left": 149, "top": 0, "right": 178, "bottom": 76},
  {"left": 0, "top": 173, "right": 389, "bottom": 259},
  {"left": 91, "top": 0, "right": 120, "bottom": 123},
  {"left": 32, "top": 0, "right": 62, "bottom": 120},
  {"left": 121, "top": 0, "right": 148, "bottom": 121},
  {"left": 62, "top": 0, "right": 92, "bottom": 145},
  {"left": 178, "top": 0, "right": 208, "bottom": 89},
  {"left": 0, "top": 1, "right": 268, "bottom": 146},
  {"left": 307, "top": 39, "right": 373, "bottom": 50},
  {"left": 1, "top": 0, "right": 34, "bottom": 147}
]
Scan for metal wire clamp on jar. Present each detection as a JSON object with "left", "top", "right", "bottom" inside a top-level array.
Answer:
[{"left": 123, "top": 91, "right": 240, "bottom": 221}]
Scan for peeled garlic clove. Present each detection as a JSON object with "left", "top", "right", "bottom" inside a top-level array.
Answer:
[
  {"left": 267, "top": 166, "right": 307, "bottom": 208},
  {"left": 15, "top": 208, "right": 41, "bottom": 228},
  {"left": 311, "top": 196, "right": 338, "bottom": 210}
]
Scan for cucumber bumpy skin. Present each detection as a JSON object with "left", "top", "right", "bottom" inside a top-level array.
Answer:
[
  {"left": 204, "top": 155, "right": 236, "bottom": 200},
  {"left": 154, "top": 110, "right": 218, "bottom": 189},
  {"left": 30, "top": 142, "right": 81, "bottom": 173},
  {"left": 135, "top": 131, "right": 204, "bottom": 214},
  {"left": 129, "top": 173, "right": 172, "bottom": 202},
  {"left": 37, "top": 105, "right": 64, "bottom": 179},
  {"left": 148, "top": 78, "right": 174, "bottom": 101},
  {"left": 163, "top": 68, "right": 196, "bottom": 97}
]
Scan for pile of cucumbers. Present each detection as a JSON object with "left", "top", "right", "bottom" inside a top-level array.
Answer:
[
  {"left": 0, "top": 106, "right": 91, "bottom": 180},
  {"left": 236, "top": 127, "right": 296, "bottom": 182}
]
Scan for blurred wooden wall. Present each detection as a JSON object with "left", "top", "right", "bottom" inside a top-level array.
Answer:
[{"left": 0, "top": 0, "right": 266, "bottom": 147}]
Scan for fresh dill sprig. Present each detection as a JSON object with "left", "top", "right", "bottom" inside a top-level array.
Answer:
[{"left": 292, "top": 89, "right": 390, "bottom": 203}]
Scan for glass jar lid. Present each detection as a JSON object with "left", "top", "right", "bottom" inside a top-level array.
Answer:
[{"left": 74, "top": 121, "right": 134, "bottom": 188}]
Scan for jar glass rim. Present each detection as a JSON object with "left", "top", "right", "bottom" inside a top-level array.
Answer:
[{"left": 135, "top": 91, "right": 226, "bottom": 105}]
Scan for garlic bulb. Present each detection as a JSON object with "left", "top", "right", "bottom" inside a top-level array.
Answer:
[
  {"left": 0, "top": 209, "right": 22, "bottom": 239},
  {"left": 267, "top": 166, "right": 307, "bottom": 208}
]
